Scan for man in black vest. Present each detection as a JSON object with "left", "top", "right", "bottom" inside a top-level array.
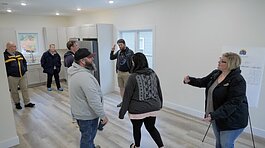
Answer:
[{"left": 4, "top": 41, "right": 35, "bottom": 109}]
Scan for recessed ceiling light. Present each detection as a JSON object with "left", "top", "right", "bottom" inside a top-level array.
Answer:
[
  {"left": 109, "top": 1, "right": 114, "bottom": 4},
  {"left": 56, "top": 12, "right": 60, "bottom": 15},
  {"left": 77, "top": 8, "right": 81, "bottom": 11},
  {"left": 21, "top": 2, "right": 27, "bottom": 6},
  {"left": 7, "top": 9, "right": 12, "bottom": 13}
]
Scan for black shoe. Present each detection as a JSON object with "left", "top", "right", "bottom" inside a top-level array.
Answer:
[
  {"left": 15, "top": 103, "right": 22, "bottom": 109},
  {"left": 25, "top": 103, "right": 35, "bottom": 108},
  {"left": 116, "top": 102, "right": 122, "bottom": 107},
  {"left": 97, "top": 119, "right": 106, "bottom": 131}
]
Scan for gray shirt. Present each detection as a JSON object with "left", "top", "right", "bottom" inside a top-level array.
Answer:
[{"left": 206, "top": 79, "right": 218, "bottom": 115}]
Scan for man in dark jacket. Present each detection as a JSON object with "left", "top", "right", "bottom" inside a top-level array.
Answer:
[
  {"left": 4, "top": 41, "right": 35, "bottom": 109},
  {"left": 110, "top": 39, "right": 134, "bottom": 107},
  {"left": 64, "top": 40, "right": 79, "bottom": 68},
  {"left": 41, "top": 44, "right": 63, "bottom": 91}
]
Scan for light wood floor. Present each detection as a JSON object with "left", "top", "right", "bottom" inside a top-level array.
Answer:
[{"left": 11, "top": 82, "right": 265, "bottom": 148}]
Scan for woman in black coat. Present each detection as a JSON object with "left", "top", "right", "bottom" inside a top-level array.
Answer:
[
  {"left": 184, "top": 52, "right": 248, "bottom": 148},
  {"left": 41, "top": 44, "right": 63, "bottom": 91}
]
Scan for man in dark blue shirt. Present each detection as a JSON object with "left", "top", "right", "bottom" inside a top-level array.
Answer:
[{"left": 110, "top": 39, "right": 134, "bottom": 107}]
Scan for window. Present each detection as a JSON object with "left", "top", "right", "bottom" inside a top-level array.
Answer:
[
  {"left": 120, "top": 30, "right": 153, "bottom": 68},
  {"left": 139, "top": 37, "right": 144, "bottom": 50}
]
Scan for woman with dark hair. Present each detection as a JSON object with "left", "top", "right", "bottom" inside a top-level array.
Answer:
[{"left": 119, "top": 52, "right": 164, "bottom": 148}]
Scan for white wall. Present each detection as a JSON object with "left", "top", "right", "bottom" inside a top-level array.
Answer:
[
  {"left": 0, "top": 55, "right": 19, "bottom": 147},
  {"left": 0, "top": 14, "right": 70, "bottom": 27},
  {"left": 69, "top": 0, "right": 265, "bottom": 138}
]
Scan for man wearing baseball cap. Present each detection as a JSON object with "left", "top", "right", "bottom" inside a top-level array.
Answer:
[{"left": 68, "top": 48, "right": 108, "bottom": 148}]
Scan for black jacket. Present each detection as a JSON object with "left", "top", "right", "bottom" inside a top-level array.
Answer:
[
  {"left": 64, "top": 50, "right": 74, "bottom": 68},
  {"left": 4, "top": 50, "right": 27, "bottom": 77},
  {"left": 188, "top": 68, "right": 249, "bottom": 131},
  {"left": 110, "top": 47, "right": 134, "bottom": 73},
  {"left": 41, "top": 50, "right": 61, "bottom": 74},
  {"left": 119, "top": 68, "right": 163, "bottom": 119}
]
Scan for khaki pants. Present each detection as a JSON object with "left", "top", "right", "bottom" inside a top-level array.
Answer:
[
  {"left": 117, "top": 71, "right": 130, "bottom": 88},
  {"left": 7, "top": 75, "right": 30, "bottom": 104}
]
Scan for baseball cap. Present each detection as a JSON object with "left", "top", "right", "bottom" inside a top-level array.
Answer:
[{"left": 74, "top": 48, "right": 95, "bottom": 61}]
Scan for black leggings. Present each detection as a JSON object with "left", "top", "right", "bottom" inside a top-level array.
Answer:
[{"left": 130, "top": 117, "right": 164, "bottom": 147}]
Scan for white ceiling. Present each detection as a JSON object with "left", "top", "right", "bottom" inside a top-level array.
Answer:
[{"left": 0, "top": 0, "right": 155, "bottom": 16}]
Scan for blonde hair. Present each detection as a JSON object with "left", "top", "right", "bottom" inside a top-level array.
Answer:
[{"left": 222, "top": 52, "right": 241, "bottom": 71}]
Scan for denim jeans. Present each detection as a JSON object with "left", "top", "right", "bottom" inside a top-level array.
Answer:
[
  {"left": 77, "top": 118, "right": 99, "bottom": 148},
  {"left": 212, "top": 121, "right": 244, "bottom": 148}
]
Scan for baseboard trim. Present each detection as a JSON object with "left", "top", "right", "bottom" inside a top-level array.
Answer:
[
  {"left": 0, "top": 136, "right": 19, "bottom": 148},
  {"left": 164, "top": 100, "right": 265, "bottom": 138},
  {"left": 244, "top": 125, "right": 265, "bottom": 138},
  {"left": 114, "top": 86, "right": 119, "bottom": 92},
  {"left": 164, "top": 100, "right": 204, "bottom": 118}
]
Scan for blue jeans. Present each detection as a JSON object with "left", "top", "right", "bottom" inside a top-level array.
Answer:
[
  {"left": 212, "top": 121, "right": 244, "bottom": 148},
  {"left": 77, "top": 118, "right": 99, "bottom": 148}
]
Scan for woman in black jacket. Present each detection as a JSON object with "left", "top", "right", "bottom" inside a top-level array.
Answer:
[
  {"left": 41, "top": 44, "right": 63, "bottom": 91},
  {"left": 119, "top": 52, "right": 164, "bottom": 148},
  {"left": 184, "top": 52, "right": 248, "bottom": 148}
]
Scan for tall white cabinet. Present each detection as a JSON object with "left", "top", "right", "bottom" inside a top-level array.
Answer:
[
  {"left": 96, "top": 24, "right": 114, "bottom": 95},
  {"left": 43, "top": 27, "right": 67, "bottom": 49}
]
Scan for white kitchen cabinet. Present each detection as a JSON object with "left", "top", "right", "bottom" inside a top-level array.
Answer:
[
  {"left": 66, "top": 24, "right": 97, "bottom": 40},
  {"left": 43, "top": 27, "right": 67, "bottom": 49},
  {"left": 57, "top": 27, "right": 67, "bottom": 49},
  {"left": 26, "top": 69, "right": 40, "bottom": 86},
  {"left": 96, "top": 24, "right": 113, "bottom": 94},
  {"left": 66, "top": 26, "right": 79, "bottom": 40},
  {"left": 59, "top": 61, "right": 65, "bottom": 80},
  {"left": 26, "top": 64, "right": 41, "bottom": 86},
  {"left": 26, "top": 63, "right": 65, "bottom": 87},
  {"left": 79, "top": 24, "right": 97, "bottom": 39},
  {"left": 39, "top": 69, "right": 47, "bottom": 83},
  {"left": 43, "top": 27, "right": 58, "bottom": 49}
]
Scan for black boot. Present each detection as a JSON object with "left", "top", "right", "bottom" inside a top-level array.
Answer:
[
  {"left": 117, "top": 102, "right": 122, "bottom": 107},
  {"left": 15, "top": 103, "right": 22, "bottom": 109},
  {"left": 25, "top": 102, "right": 35, "bottom": 108}
]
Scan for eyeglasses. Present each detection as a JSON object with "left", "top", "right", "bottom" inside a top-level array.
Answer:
[{"left": 219, "top": 57, "right": 227, "bottom": 64}]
